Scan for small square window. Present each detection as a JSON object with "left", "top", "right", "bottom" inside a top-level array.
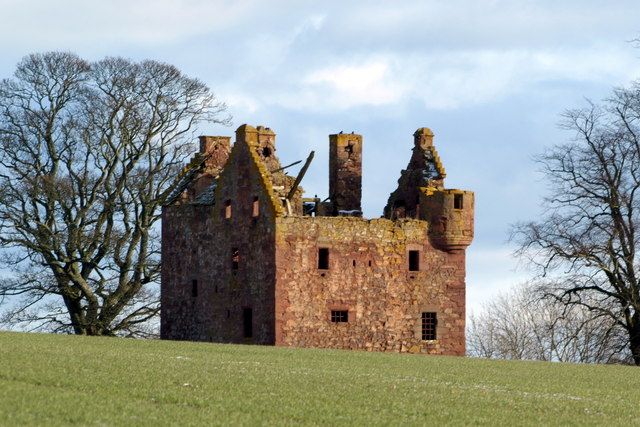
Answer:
[
  {"left": 331, "top": 310, "right": 348, "bottom": 323},
  {"left": 318, "top": 248, "right": 329, "bottom": 270},
  {"left": 454, "top": 194, "right": 463, "bottom": 210},
  {"left": 409, "top": 250, "right": 420, "bottom": 271},
  {"left": 422, "top": 312, "right": 437, "bottom": 340}
]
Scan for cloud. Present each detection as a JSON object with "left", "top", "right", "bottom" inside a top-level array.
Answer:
[
  {"left": 0, "top": 0, "right": 251, "bottom": 49},
  {"left": 302, "top": 60, "right": 406, "bottom": 108},
  {"left": 262, "top": 46, "right": 640, "bottom": 112}
]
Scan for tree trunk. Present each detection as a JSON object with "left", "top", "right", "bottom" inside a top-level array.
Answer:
[{"left": 630, "top": 319, "right": 640, "bottom": 366}]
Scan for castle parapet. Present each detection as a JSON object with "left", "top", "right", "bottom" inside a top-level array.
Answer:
[{"left": 420, "top": 188, "right": 474, "bottom": 252}]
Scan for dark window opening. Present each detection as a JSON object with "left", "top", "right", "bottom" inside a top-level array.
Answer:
[
  {"left": 252, "top": 196, "right": 260, "bottom": 217},
  {"left": 215, "top": 285, "right": 218, "bottom": 293},
  {"left": 226, "top": 309, "right": 230, "bottom": 318},
  {"left": 422, "top": 312, "right": 437, "bottom": 340},
  {"left": 243, "top": 307, "right": 253, "bottom": 338},
  {"left": 232, "top": 248, "right": 239, "bottom": 270},
  {"left": 352, "top": 259, "right": 356, "bottom": 267},
  {"left": 409, "top": 250, "right": 420, "bottom": 271},
  {"left": 224, "top": 199, "right": 232, "bottom": 219},
  {"left": 331, "top": 310, "right": 348, "bottom": 323},
  {"left": 454, "top": 194, "right": 463, "bottom": 210},
  {"left": 368, "top": 260, "right": 372, "bottom": 267},
  {"left": 344, "top": 143, "right": 354, "bottom": 155},
  {"left": 318, "top": 248, "right": 329, "bottom": 270},
  {"left": 191, "top": 279, "right": 198, "bottom": 297},
  {"left": 262, "top": 147, "right": 272, "bottom": 157}
]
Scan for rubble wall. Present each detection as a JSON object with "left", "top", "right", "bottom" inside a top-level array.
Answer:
[
  {"left": 274, "top": 216, "right": 466, "bottom": 355},
  {"left": 161, "top": 137, "right": 278, "bottom": 344}
]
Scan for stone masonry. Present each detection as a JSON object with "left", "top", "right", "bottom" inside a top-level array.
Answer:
[{"left": 161, "top": 125, "right": 474, "bottom": 355}]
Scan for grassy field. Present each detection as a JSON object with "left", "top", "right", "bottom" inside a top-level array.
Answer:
[{"left": 0, "top": 332, "right": 639, "bottom": 426}]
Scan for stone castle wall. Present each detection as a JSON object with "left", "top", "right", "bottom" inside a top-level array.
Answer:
[
  {"left": 274, "top": 216, "right": 466, "bottom": 355},
  {"left": 161, "top": 124, "right": 471, "bottom": 357},
  {"left": 161, "top": 133, "right": 279, "bottom": 344}
]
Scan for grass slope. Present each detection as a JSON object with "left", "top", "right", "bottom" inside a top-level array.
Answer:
[{"left": 0, "top": 332, "right": 638, "bottom": 426}]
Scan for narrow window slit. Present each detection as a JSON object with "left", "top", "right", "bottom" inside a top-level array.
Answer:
[
  {"left": 224, "top": 199, "right": 232, "bottom": 219},
  {"left": 454, "top": 194, "right": 463, "bottom": 210},
  {"left": 409, "top": 250, "right": 420, "bottom": 271},
  {"left": 243, "top": 307, "right": 253, "bottom": 338},
  {"left": 318, "top": 248, "right": 329, "bottom": 270},
  {"left": 191, "top": 279, "right": 198, "bottom": 297},
  {"left": 252, "top": 196, "right": 260, "bottom": 217},
  {"left": 232, "top": 248, "right": 239, "bottom": 270}
]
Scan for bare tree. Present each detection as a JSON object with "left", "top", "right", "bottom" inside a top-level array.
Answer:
[
  {"left": 511, "top": 82, "right": 640, "bottom": 364},
  {"left": 0, "top": 52, "right": 229, "bottom": 336},
  {"left": 467, "top": 282, "right": 631, "bottom": 364}
]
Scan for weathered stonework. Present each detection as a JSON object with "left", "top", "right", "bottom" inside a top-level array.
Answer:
[{"left": 161, "top": 124, "right": 474, "bottom": 356}]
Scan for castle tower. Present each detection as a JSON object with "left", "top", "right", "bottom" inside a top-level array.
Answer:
[{"left": 329, "top": 132, "right": 363, "bottom": 214}]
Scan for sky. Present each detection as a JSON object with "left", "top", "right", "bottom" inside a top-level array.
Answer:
[{"left": 1, "top": 0, "right": 639, "bottom": 314}]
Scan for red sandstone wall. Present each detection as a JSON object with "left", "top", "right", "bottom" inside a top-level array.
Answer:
[
  {"left": 274, "top": 217, "right": 466, "bottom": 356},
  {"left": 161, "top": 140, "right": 278, "bottom": 344}
]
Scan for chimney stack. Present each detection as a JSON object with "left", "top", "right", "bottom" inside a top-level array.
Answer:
[{"left": 329, "top": 132, "right": 363, "bottom": 215}]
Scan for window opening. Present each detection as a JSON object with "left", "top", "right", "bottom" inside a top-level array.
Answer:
[
  {"left": 252, "top": 196, "right": 260, "bottom": 217},
  {"left": 331, "top": 310, "right": 348, "bottom": 323},
  {"left": 422, "top": 312, "right": 437, "bottom": 340},
  {"left": 409, "top": 250, "right": 420, "bottom": 271},
  {"left": 454, "top": 194, "right": 463, "bottom": 210},
  {"left": 344, "top": 143, "right": 354, "bottom": 156},
  {"left": 224, "top": 199, "right": 232, "bottom": 219},
  {"left": 191, "top": 279, "right": 198, "bottom": 297},
  {"left": 318, "top": 248, "right": 329, "bottom": 270},
  {"left": 232, "top": 248, "right": 239, "bottom": 270},
  {"left": 243, "top": 307, "right": 253, "bottom": 338},
  {"left": 352, "top": 259, "right": 356, "bottom": 267},
  {"left": 262, "top": 147, "right": 272, "bottom": 157}
]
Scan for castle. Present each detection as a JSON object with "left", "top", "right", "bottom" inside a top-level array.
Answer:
[{"left": 161, "top": 124, "right": 474, "bottom": 355}]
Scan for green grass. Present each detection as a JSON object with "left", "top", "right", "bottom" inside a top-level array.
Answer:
[{"left": 0, "top": 332, "right": 638, "bottom": 426}]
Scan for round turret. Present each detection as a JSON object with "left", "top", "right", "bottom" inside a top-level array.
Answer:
[{"left": 421, "top": 188, "right": 474, "bottom": 251}]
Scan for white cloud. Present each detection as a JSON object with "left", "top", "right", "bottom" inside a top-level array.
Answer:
[
  {"left": 0, "top": 0, "right": 251, "bottom": 48},
  {"left": 266, "top": 46, "right": 640, "bottom": 112},
  {"left": 302, "top": 60, "right": 407, "bottom": 108}
]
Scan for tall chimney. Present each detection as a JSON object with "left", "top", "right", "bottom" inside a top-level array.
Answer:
[{"left": 329, "top": 132, "right": 363, "bottom": 215}]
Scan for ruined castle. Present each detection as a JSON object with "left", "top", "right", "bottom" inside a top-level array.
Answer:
[{"left": 161, "top": 124, "right": 474, "bottom": 355}]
